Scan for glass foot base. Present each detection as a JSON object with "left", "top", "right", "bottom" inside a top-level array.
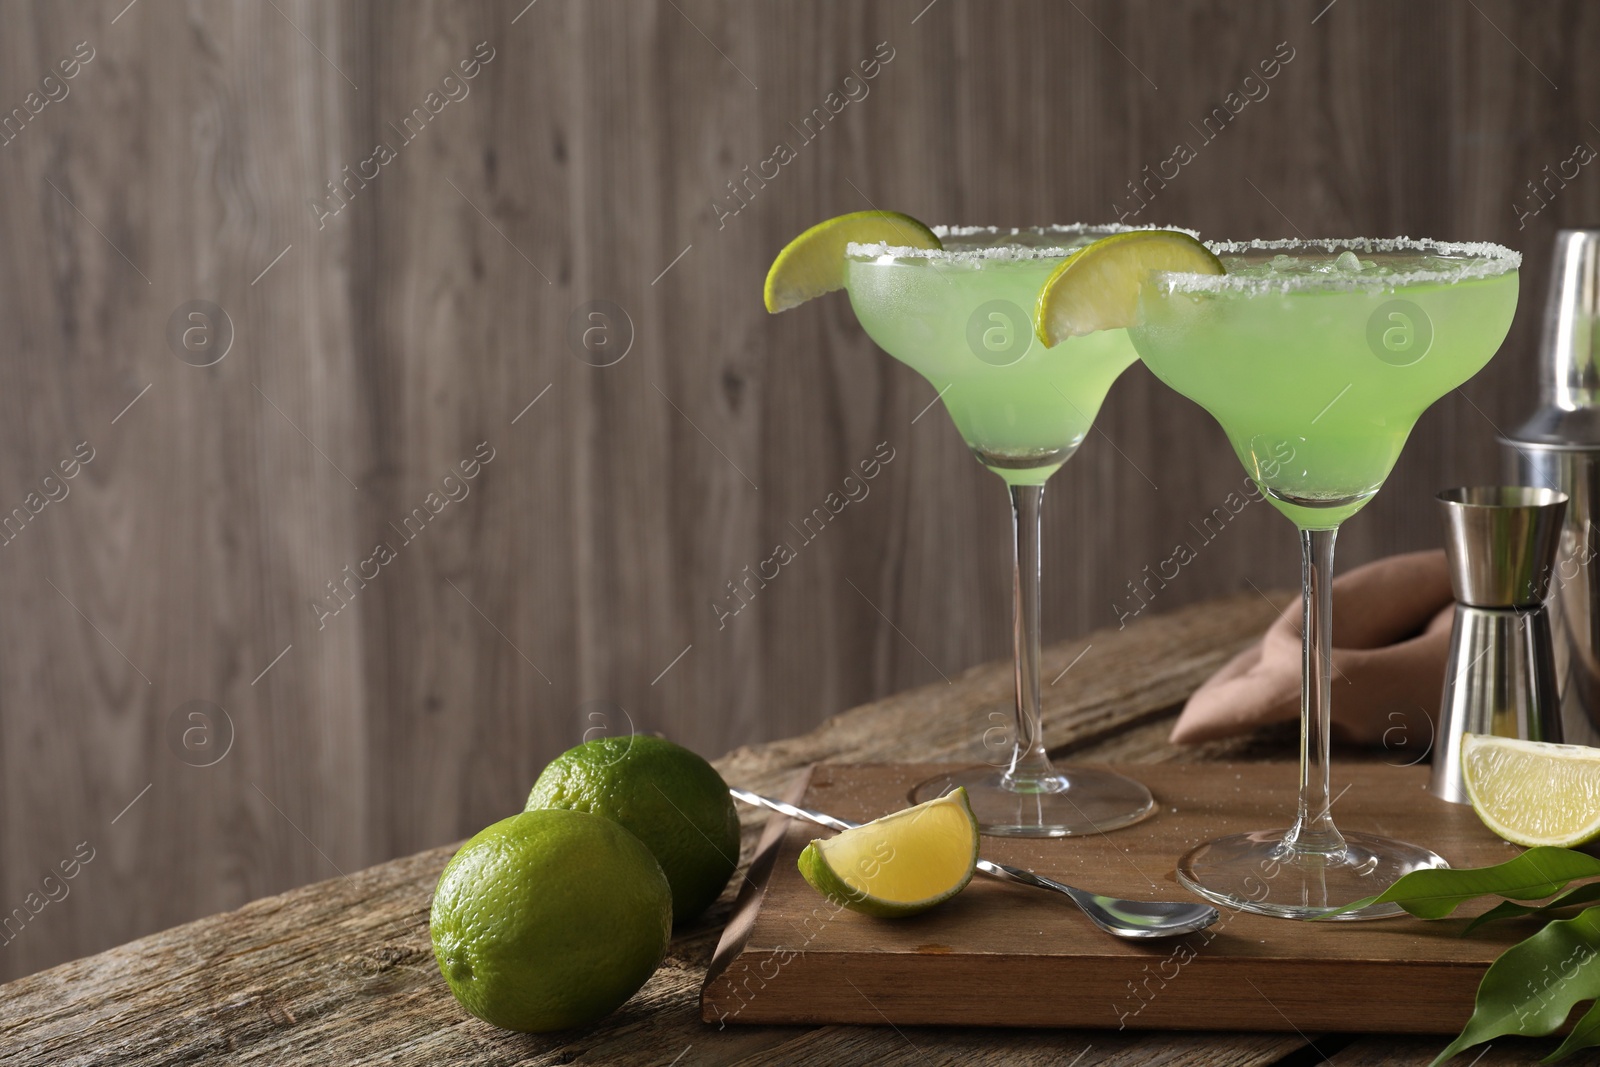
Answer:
[
  {"left": 1177, "top": 828, "right": 1447, "bottom": 920},
  {"left": 909, "top": 765, "right": 1156, "bottom": 837}
]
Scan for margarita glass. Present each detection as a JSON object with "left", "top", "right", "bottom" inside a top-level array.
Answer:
[
  {"left": 845, "top": 225, "right": 1161, "bottom": 836},
  {"left": 1131, "top": 237, "right": 1521, "bottom": 918}
]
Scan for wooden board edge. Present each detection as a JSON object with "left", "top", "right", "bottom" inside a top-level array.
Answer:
[
  {"left": 700, "top": 764, "right": 816, "bottom": 1024},
  {"left": 704, "top": 951, "right": 1482, "bottom": 1033}
]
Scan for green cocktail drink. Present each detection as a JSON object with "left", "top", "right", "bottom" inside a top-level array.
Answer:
[
  {"left": 845, "top": 228, "right": 1139, "bottom": 485},
  {"left": 842, "top": 225, "right": 1161, "bottom": 835},
  {"left": 1131, "top": 237, "right": 1521, "bottom": 918},
  {"left": 1136, "top": 243, "right": 1521, "bottom": 528}
]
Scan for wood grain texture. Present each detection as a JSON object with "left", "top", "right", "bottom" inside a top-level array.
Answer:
[
  {"left": 0, "top": 592, "right": 1319, "bottom": 1066},
  {"left": 0, "top": 0, "right": 1595, "bottom": 985}
]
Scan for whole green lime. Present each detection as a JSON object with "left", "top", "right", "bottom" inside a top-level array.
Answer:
[
  {"left": 430, "top": 809, "right": 671, "bottom": 1033},
  {"left": 526, "top": 735, "right": 740, "bottom": 923}
]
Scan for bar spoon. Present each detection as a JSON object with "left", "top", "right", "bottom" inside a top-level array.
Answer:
[{"left": 731, "top": 788, "right": 1220, "bottom": 940}]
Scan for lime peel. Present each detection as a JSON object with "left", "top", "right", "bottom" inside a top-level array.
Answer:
[
  {"left": 764, "top": 211, "right": 940, "bottom": 313},
  {"left": 1034, "top": 229, "right": 1224, "bottom": 346}
]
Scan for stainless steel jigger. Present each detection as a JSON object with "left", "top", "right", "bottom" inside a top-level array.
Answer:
[{"left": 1430, "top": 487, "right": 1569, "bottom": 804}]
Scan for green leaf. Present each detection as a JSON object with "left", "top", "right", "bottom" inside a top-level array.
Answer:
[
  {"left": 1430, "top": 906, "right": 1600, "bottom": 1065},
  {"left": 1548, "top": 997, "right": 1600, "bottom": 1062},
  {"left": 1322, "top": 847, "right": 1600, "bottom": 920},
  {"left": 1464, "top": 882, "right": 1600, "bottom": 935}
]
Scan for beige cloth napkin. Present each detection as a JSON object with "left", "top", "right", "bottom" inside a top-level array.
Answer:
[{"left": 1173, "top": 549, "right": 1453, "bottom": 746}]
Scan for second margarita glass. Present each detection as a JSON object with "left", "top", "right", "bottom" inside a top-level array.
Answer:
[{"left": 1130, "top": 237, "right": 1521, "bottom": 918}]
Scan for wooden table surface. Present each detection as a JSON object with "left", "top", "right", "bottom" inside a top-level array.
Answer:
[{"left": 0, "top": 593, "right": 1564, "bottom": 1065}]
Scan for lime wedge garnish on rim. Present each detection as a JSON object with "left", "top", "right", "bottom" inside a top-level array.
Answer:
[
  {"left": 796, "top": 787, "right": 978, "bottom": 918},
  {"left": 764, "top": 211, "right": 941, "bottom": 313},
  {"left": 1034, "top": 230, "right": 1223, "bottom": 346},
  {"left": 1462, "top": 734, "right": 1600, "bottom": 848}
]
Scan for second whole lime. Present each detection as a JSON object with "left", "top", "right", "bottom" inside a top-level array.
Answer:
[{"left": 526, "top": 735, "right": 740, "bottom": 923}]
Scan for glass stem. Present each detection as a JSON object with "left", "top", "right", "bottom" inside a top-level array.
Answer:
[
  {"left": 1287, "top": 526, "right": 1346, "bottom": 854},
  {"left": 1004, "top": 483, "right": 1056, "bottom": 787}
]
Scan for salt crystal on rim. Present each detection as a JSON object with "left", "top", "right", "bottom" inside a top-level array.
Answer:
[
  {"left": 845, "top": 222, "right": 1202, "bottom": 264},
  {"left": 1154, "top": 236, "right": 1521, "bottom": 295}
]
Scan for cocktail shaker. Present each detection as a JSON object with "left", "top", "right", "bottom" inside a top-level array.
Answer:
[
  {"left": 1430, "top": 487, "right": 1567, "bottom": 804},
  {"left": 1503, "top": 228, "right": 1600, "bottom": 748}
]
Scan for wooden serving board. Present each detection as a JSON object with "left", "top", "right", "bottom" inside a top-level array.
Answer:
[{"left": 702, "top": 762, "right": 1529, "bottom": 1033}]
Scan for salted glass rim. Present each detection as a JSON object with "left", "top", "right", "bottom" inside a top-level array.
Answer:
[
  {"left": 1150, "top": 236, "right": 1521, "bottom": 295},
  {"left": 844, "top": 222, "right": 1201, "bottom": 265}
]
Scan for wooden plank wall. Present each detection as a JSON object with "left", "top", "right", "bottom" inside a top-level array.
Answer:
[{"left": 0, "top": 0, "right": 1590, "bottom": 979}]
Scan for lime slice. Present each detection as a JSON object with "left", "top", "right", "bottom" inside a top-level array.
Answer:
[
  {"left": 1034, "top": 230, "right": 1224, "bottom": 346},
  {"left": 796, "top": 787, "right": 979, "bottom": 917},
  {"left": 764, "top": 211, "right": 941, "bottom": 313},
  {"left": 1462, "top": 733, "right": 1600, "bottom": 847}
]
